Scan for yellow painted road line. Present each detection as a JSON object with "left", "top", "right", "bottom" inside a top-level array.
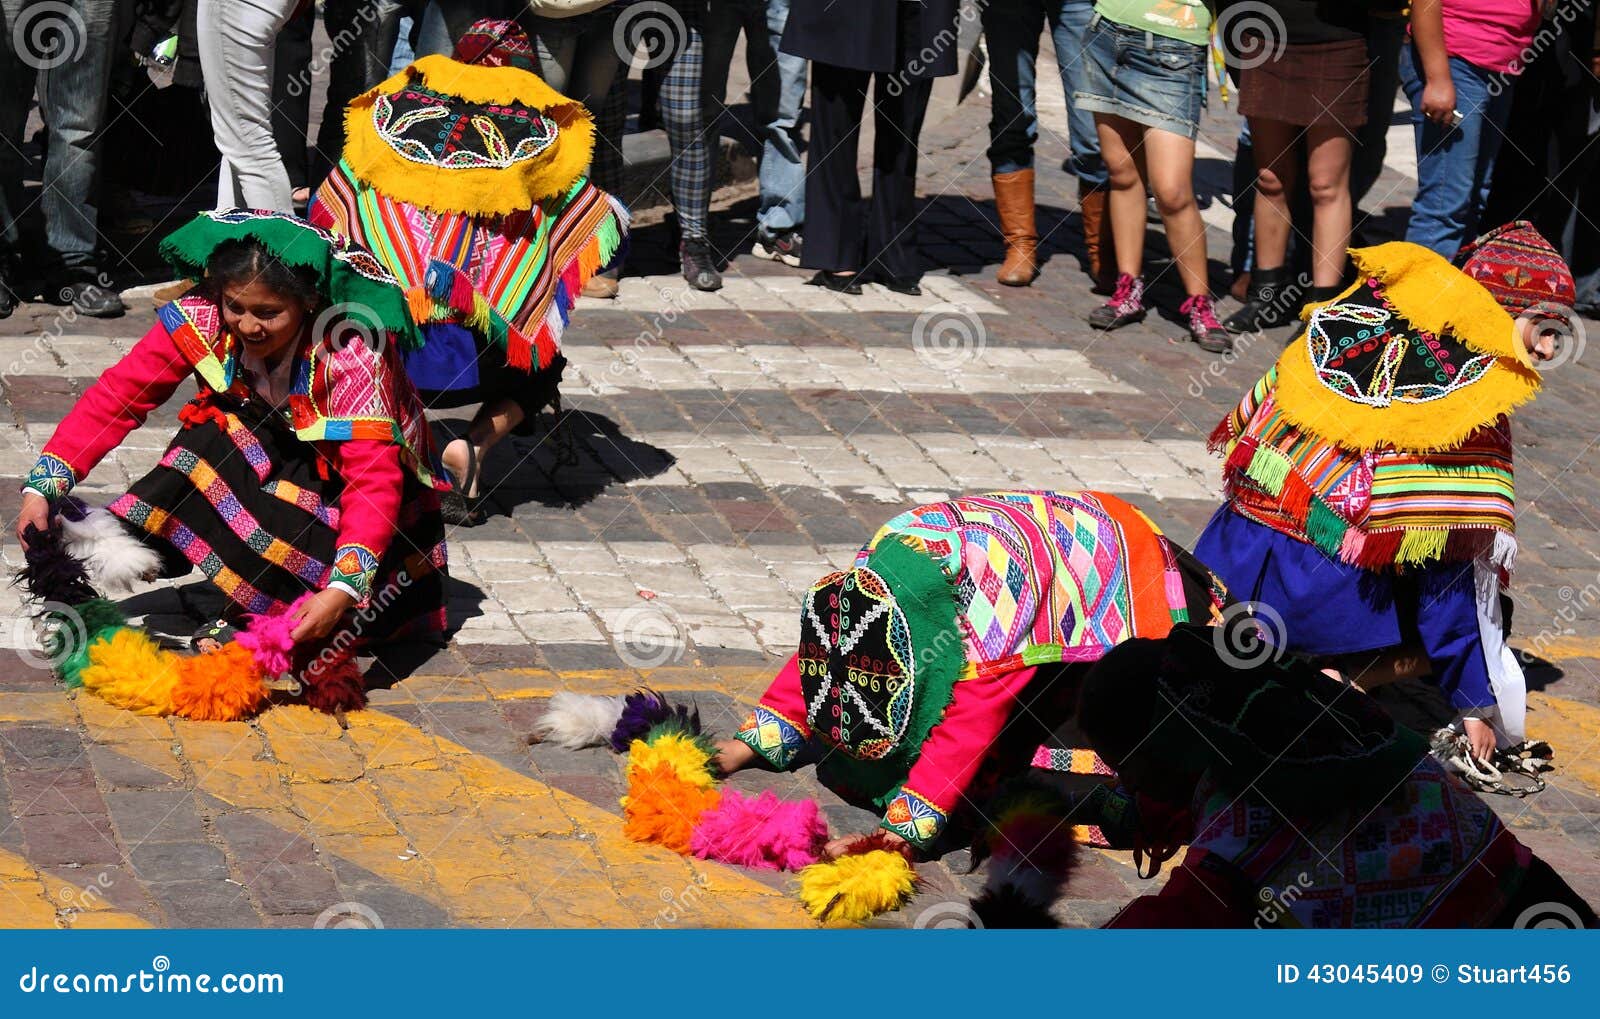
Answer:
[{"left": 0, "top": 849, "right": 151, "bottom": 929}]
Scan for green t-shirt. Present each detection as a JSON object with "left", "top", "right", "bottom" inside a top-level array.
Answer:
[{"left": 1094, "top": 0, "right": 1214, "bottom": 46}]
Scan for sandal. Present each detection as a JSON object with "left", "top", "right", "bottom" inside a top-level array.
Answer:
[
  {"left": 441, "top": 439, "right": 486, "bottom": 526},
  {"left": 191, "top": 619, "right": 238, "bottom": 653}
]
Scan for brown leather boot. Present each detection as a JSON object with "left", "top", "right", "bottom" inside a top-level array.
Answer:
[
  {"left": 1079, "top": 180, "right": 1116, "bottom": 294},
  {"left": 993, "top": 169, "right": 1039, "bottom": 286}
]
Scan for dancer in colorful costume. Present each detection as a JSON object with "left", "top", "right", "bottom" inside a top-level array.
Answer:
[
  {"left": 714, "top": 489, "right": 1228, "bottom": 859},
  {"left": 14, "top": 210, "right": 448, "bottom": 673},
  {"left": 1077, "top": 624, "right": 1597, "bottom": 928},
  {"left": 1197, "top": 222, "right": 1574, "bottom": 790},
  {"left": 311, "top": 19, "right": 630, "bottom": 524}
]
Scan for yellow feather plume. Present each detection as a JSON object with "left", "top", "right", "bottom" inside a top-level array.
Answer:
[
  {"left": 797, "top": 850, "right": 918, "bottom": 926},
  {"left": 78, "top": 629, "right": 179, "bottom": 716},
  {"left": 627, "top": 734, "right": 718, "bottom": 790}
]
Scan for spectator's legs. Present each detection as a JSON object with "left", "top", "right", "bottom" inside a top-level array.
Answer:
[
  {"left": 1304, "top": 123, "right": 1354, "bottom": 290},
  {"left": 1142, "top": 128, "right": 1207, "bottom": 298},
  {"left": 1049, "top": 0, "right": 1113, "bottom": 287},
  {"left": 700, "top": 0, "right": 755, "bottom": 143},
  {"left": 864, "top": 74, "right": 933, "bottom": 284},
  {"left": 982, "top": 0, "right": 1043, "bottom": 285},
  {"left": 272, "top": 3, "right": 315, "bottom": 200},
  {"left": 754, "top": 0, "right": 806, "bottom": 241},
  {"left": 315, "top": 0, "right": 408, "bottom": 188},
  {"left": 414, "top": 0, "right": 501, "bottom": 57},
  {"left": 1401, "top": 50, "right": 1511, "bottom": 259},
  {"left": 800, "top": 62, "right": 869, "bottom": 274},
  {"left": 1350, "top": 13, "right": 1406, "bottom": 212},
  {"left": 658, "top": 21, "right": 711, "bottom": 241},
  {"left": 1095, "top": 114, "right": 1147, "bottom": 279},
  {"left": 198, "top": 0, "right": 297, "bottom": 212},
  {"left": 1246, "top": 117, "right": 1297, "bottom": 278}
]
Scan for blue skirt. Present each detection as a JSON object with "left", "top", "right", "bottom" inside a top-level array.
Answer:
[{"left": 1195, "top": 505, "right": 1492, "bottom": 712}]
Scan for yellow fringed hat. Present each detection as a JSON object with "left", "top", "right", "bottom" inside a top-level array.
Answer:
[
  {"left": 342, "top": 54, "right": 596, "bottom": 218},
  {"left": 1275, "top": 241, "right": 1542, "bottom": 453}
]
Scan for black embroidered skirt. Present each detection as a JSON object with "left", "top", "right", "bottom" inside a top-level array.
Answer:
[{"left": 109, "top": 393, "right": 447, "bottom": 643}]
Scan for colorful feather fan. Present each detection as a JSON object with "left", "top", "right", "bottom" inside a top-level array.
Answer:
[
  {"left": 531, "top": 691, "right": 626, "bottom": 749},
  {"left": 15, "top": 521, "right": 354, "bottom": 722}
]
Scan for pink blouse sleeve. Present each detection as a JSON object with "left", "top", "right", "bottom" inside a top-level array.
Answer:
[
  {"left": 325, "top": 439, "right": 403, "bottom": 604},
  {"left": 881, "top": 666, "right": 1039, "bottom": 850},
  {"left": 25, "top": 321, "right": 189, "bottom": 499},
  {"left": 733, "top": 654, "right": 811, "bottom": 770}
]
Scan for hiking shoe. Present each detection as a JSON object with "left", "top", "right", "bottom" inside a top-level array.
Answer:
[
  {"left": 55, "top": 275, "right": 125, "bottom": 318},
  {"left": 680, "top": 237, "right": 723, "bottom": 292},
  {"left": 1182, "top": 293, "right": 1232, "bottom": 354},
  {"left": 752, "top": 229, "right": 802, "bottom": 267},
  {"left": 1087, "top": 273, "right": 1147, "bottom": 330}
]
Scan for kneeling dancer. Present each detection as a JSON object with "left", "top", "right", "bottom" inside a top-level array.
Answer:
[{"left": 714, "top": 489, "right": 1226, "bottom": 859}]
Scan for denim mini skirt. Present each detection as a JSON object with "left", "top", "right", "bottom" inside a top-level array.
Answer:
[{"left": 1073, "top": 14, "right": 1206, "bottom": 139}]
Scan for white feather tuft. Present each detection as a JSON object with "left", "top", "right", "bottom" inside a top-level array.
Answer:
[
  {"left": 59, "top": 507, "right": 161, "bottom": 592},
  {"left": 530, "top": 692, "right": 626, "bottom": 749},
  {"left": 982, "top": 861, "right": 1065, "bottom": 908}
]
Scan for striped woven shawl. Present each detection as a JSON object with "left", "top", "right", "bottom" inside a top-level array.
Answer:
[
  {"left": 313, "top": 162, "right": 628, "bottom": 371},
  {"left": 1210, "top": 367, "right": 1517, "bottom": 572}
]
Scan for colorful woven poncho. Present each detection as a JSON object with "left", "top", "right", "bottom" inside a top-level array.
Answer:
[
  {"left": 311, "top": 54, "right": 629, "bottom": 373},
  {"left": 1210, "top": 242, "right": 1539, "bottom": 572}
]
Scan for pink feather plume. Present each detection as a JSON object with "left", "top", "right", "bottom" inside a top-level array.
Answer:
[
  {"left": 690, "top": 789, "right": 829, "bottom": 871},
  {"left": 237, "top": 593, "right": 313, "bottom": 676}
]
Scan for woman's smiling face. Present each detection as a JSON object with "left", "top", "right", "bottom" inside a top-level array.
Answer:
[{"left": 220, "top": 278, "right": 310, "bottom": 359}]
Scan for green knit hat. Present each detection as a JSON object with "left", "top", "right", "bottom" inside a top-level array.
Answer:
[{"left": 158, "top": 210, "right": 422, "bottom": 351}]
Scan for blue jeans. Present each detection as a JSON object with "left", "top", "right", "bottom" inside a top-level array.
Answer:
[
  {"left": 982, "top": 0, "right": 1105, "bottom": 186},
  {"left": 0, "top": 0, "right": 120, "bottom": 270},
  {"left": 703, "top": 0, "right": 807, "bottom": 235},
  {"left": 1399, "top": 47, "right": 1515, "bottom": 260}
]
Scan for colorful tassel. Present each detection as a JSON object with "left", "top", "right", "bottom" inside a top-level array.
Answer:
[
  {"left": 1304, "top": 499, "right": 1349, "bottom": 554},
  {"left": 1245, "top": 445, "right": 1291, "bottom": 495},
  {"left": 1396, "top": 528, "right": 1450, "bottom": 565},
  {"left": 530, "top": 692, "right": 626, "bottom": 749},
  {"left": 609, "top": 688, "right": 674, "bottom": 752},
  {"left": 237, "top": 593, "right": 311, "bottom": 677},
  {"left": 967, "top": 786, "right": 1080, "bottom": 928},
  {"left": 690, "top": 789, "right": 829, "bottom": 871},
  {"left": 170, "top": 643, "right": 269, "bottom": 721},
  {"left": 50, "top": 599, "right": 129, "bottom": 689},
  {"left": 620, "top": 761, "right": 722, "bottom": 853},
  {"left": 628, "top": 733, "right": 718, "bottom": 790},
  {"left": 78, "top": 629, "right": 180, "bottom": 716},
  {"left": 797, "top": 850, "right": 917, "bottom": 925},
  {"left": 299, "top": 648, "right": 367, "bottom": 714}
]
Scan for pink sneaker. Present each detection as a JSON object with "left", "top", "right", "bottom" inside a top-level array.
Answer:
[
  {"left": 1181, "top": 293, "right": 1232, "bottom": 353},
  {"left": 1087, "top": 273, "right": 1147, "bottom": 331}
]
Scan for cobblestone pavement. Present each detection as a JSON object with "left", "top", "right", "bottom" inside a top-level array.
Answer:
[{"left": 2, "top": 55, "right": 1599, "bottom": 929}]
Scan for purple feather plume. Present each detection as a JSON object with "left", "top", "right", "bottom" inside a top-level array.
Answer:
[{"left": 609, "top": 688, "right": 693, "bottom": 751}]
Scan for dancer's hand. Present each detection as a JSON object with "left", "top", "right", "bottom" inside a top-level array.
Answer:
[
  {"left": 291, "top": 587, "right": 355, "bottom": 642},
  {"left": 14, "top": 491, "right": 51, "bottom": 550},
  {"left": 822, "top": 830, "right": 911, "bottom": 862},
  {"left": 712, "top": 738, "right": 755, "bottom": 776},
  {"left": 1463, "top": 717, "right": 1497, "bottom": 765}
]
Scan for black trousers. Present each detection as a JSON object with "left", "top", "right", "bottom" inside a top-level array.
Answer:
[{"left": 800, "top": 63, "right": 932, "bottom": 278}]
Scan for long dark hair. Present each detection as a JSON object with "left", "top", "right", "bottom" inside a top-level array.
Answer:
[{"left": 199, "top": 238, "right": 322, "bottom": 308}]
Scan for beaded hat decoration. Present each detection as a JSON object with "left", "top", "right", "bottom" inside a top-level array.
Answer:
[
  {"left": 342, "top": 55, "right": 595, "bottom": 217},
  {"left": 1273, "top": 241, "right": 1541, "bottom": 453}
]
